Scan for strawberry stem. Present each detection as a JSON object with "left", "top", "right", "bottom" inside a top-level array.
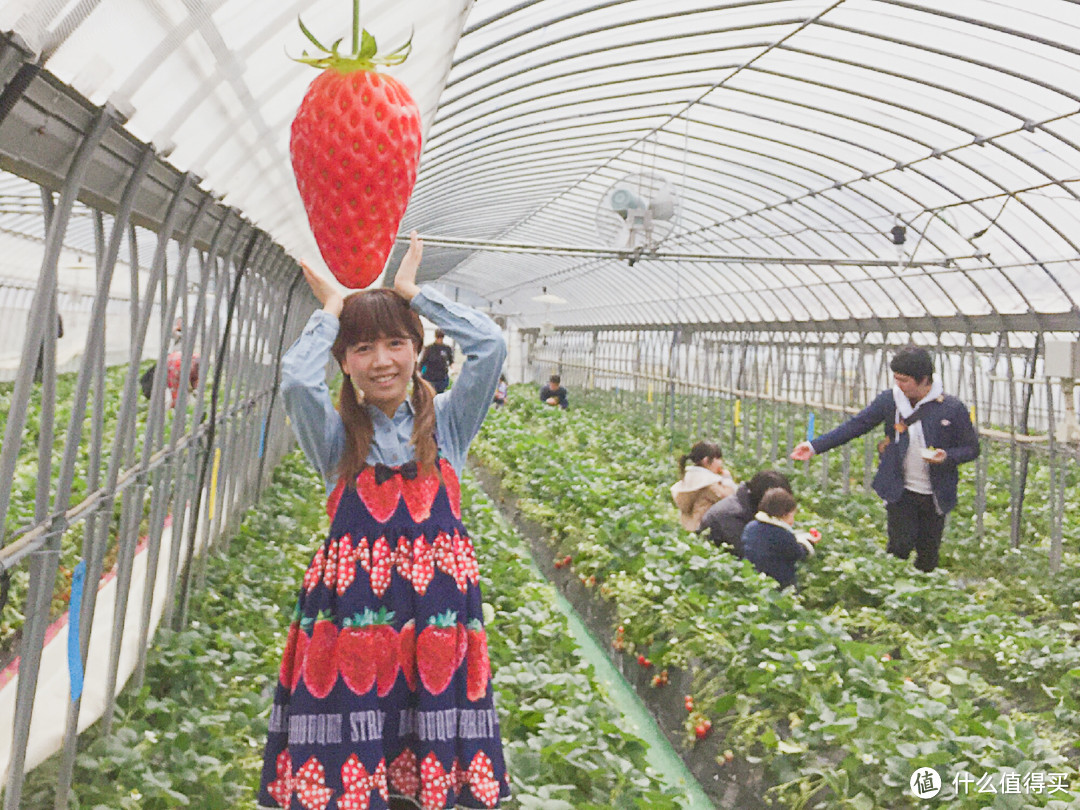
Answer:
[{"left": 352, "top": 0, "right": 361, "bottom": 57}]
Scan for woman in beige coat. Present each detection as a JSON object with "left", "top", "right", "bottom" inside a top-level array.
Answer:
[{"left": 670, "top": 441, "right": 736, "bottom": 532}]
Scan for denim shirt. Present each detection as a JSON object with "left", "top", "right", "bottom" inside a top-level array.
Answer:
[{"left": 279, "top": 286, "right": 507, "bottom": 494}]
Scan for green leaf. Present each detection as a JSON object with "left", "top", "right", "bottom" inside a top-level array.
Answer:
[
  {"left": 944, "top": 666, "right": 968, "bottom": 685},
  {"left": 927, "top": 681, "right": 951, "bottom": 699},
  {"left": 359, "top": 30, "right": 377, "bottom": 60}
]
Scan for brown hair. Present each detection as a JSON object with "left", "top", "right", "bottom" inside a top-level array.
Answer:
[
  {"left": 758, "top": 487, "right": 797, "bottom": 519},
  {"left": 330, "top": 289, "right": 437, "bottom": 481}
]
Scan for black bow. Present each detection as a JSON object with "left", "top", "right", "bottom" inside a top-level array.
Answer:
[{"left": 373, "top": 460, "right": 418, "bottom": 485}]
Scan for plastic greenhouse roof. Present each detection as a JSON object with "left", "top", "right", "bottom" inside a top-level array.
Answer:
[{"left": 3, "top": 0, "right": 1080, "bottom": 332}]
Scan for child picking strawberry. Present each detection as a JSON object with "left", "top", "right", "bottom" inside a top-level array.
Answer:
[{"left": 740, "top": 488, "right": 820, "bottom": 591}]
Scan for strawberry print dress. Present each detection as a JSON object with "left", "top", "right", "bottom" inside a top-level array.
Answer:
[{"left": 259, "top": 287, "right": 510, "bottom": 810}]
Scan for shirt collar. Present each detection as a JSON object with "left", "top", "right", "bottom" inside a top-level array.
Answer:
[{"left": 366, "top": 397, "right": 414, "bottom": 425}]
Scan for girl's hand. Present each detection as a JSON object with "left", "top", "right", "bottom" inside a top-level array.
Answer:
[
  {"left": 393, "top": 230, "right": 423, "bottom": 301},
  {"left": 300, "top": 259, "right": 346, "bottom": 318}
]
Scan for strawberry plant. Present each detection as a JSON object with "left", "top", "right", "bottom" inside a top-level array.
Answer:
[
  {"left": 471, "top": 387, "right": 1079, "bottom": 808},
  {"left": 21, "top": 450, "right": 683, "bottom": 808}
]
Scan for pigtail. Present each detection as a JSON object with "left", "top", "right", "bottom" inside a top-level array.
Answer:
[
  {"left": 336, "top": 376, "right": 374, "bottom": 482},
  {"left": 678, "top": 453, "right": 690, "bottom": 476},
  {"left": 410, "top": 368, "right": 438, "bottom": 470}
]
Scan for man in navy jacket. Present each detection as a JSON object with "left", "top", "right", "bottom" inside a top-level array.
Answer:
[{"left": 790, "top": 347, "right": 979, "bottom": 572}]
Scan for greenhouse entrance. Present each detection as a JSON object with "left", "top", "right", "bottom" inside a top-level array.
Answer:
[{"left": 0, "top": 1, "right": 1077, "bottom": 808}]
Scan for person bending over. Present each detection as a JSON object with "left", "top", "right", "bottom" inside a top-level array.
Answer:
[
  {"left": 539, "top": 374, "right": 569, "bottom": 409},
  {"left": 700, "top": 469, "right": 792, "bottom": 556},
  {"left": 670, "top": 441, "right": 736, "bottom": 532},
  {"left": 741, "top": 487, "right": 818, "bottom": 590}
]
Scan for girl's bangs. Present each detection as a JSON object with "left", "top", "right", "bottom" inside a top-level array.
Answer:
[{"left": 336, "top": 290, "right": 422, "bottom": 350}]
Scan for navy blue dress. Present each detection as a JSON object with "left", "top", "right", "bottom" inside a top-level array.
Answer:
[{"left": 258, "top": 457, "right": 510, "bottom": 809}]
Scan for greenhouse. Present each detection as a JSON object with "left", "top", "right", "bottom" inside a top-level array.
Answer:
[{"left": 0, "top": 0, "right": 1078, "bottom": 807}]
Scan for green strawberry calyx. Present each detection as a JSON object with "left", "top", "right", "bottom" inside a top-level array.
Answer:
[
  {"left": 427, "top": 609, "right": 458, "bottom": 629},
  {"left": 294, "top": 0, "right": 412, "bottom": 73}
]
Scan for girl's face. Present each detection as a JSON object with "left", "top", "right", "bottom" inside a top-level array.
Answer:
[
  {"left": 342, "top": 334, "right": 417, "bottom": 415},
  {"left": 702, "top": 457, "right": 725, "bottom": 474}
]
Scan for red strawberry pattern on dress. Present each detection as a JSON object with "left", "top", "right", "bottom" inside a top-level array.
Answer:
[
  {"left": 356, "top": 466, "right": 401, "bottom": 523},
  {"left": 466, "top": 619, "right": 491, "bottom": 702},
  {"left": 439, "top": 458, "right": 462, "bottom": 519},
  {"left": 266, "top": 749, "right": 293, "bottom": 807},
  {"left": 323, "top": 538, "right": 338, "bottom": 590},
  {"left": 411, "top": 535, "right": 434, "bottom": 596},
  {"left": 368, "top": 536, "right": 393, "bottom": 597},
  {"left": 466, "top": 750, "right": 501, "bottom": 807},
  {"left": 388, "top": 749, "right": 420, "bottom": 797},
  {"left": 303, "top": 546, "right": 325, "bottom": 593},
  {"left": 416, "top": 610, "right": 461, "bottom": 695},
  {"left": 339, "top": 754, "right": 389, "bottom": 810},
  {"left": 337, "top": 533, "right": 357, "bottom": 595},
  {"left": 399, "top": 618, "right": 417, "bottom": 690},
  {"left": 419, "top": 753, "right": 454, "bottom": 810},
  {"left": 302, "top": 611, "right": 339, "bottom": 699},
  {"left": 295, "top": 756, "right": 334, "bottom": 810},
  {"left": 394, "top": 535, "right": 412, "bottom": 583},
  {"left": 401, "top": 465, "right": 441, "bottom": 522},
  {"left": 433, "top": 531, "right": 459, "bottom": 588}
]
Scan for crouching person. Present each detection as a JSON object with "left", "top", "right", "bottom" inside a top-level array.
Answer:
[{"left": 741, "top": 488, "right": 818, "bottom": 590}]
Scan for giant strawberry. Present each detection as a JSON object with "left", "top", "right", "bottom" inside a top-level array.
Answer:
[{"left": 291, "top": 5, "right": 422, "bottom": 288}]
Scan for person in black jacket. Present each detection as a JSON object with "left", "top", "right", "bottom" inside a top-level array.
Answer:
[
  {"left": 419, "top": 329, "right": 455, "bottom": 393},
  {"left": 700, "top": 469, "right": 792, "bottom": 556},
  {"left": 741, "top": 488, "right": 818, "bottom": 590},
  {"left": 539, "top": 374, "right": 569, "bottom": 409},
  {"left": 790, "top": 346, "right": 979, "bottom": 572}
]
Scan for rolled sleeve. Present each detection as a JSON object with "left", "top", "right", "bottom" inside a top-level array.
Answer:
[
  {"left": 412, "top": 287, "right": 507, "bottom": 472},
  {"left": 280, "top": 309, "right": 345, "bottom": 488}
]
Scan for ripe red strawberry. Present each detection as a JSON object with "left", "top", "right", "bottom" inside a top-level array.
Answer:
[
  {"left": 290, "top": 11, "right": 422, "bottom": 289},
  {"left": 337, "top": 534, "right": 357, "bottom": 595},
  {"left": 295, "top": 756, "right": 333, "bottom": 810},
  {"left": 419, "top": 753, "right": 452, "bottom": 810},
  {"left": 388, "top": 749, "right": 419, "bottom": 797},
  {"left": 303, "top": 546, "right": 325, "bottom": 593},
  {"left": 323, "top": 538, "right": 339, "bottom": 590},
  {"left": 465, "top": 619, "right": 491, "bottom": 702},
  {"left": 695, "top": 720, "right": 712, "bottom": 740},
  {"left": 439, "top": 458, "right": 462, "bottom": 518},
  {"left": 417, "top": 610, "right": 461, "bottom": 695},
  {"left": 402, "top": 465, "right": 440, "bottom": 522},
  {"left": 369, "top": 536, "right": 393, "bottom": 597},
  {"left": 411, "top": 535, "right": 434, "bottom": 596},
  {"left": 356, "top": 466, "right": 401, "bottom": 522},
  {"left": 303, "top": 610, "right": 339, "bottom": 698},
  {"left": 292, "top": 617, "right": 311, "bottom": 693},
  {"left": 399, "top": 618, "right": 418, "bottom": 690},
  {"left": 336, "top": 611, "right": 378, "bottom": 695},
  {"left": 279, "top": 604, "right": 302, "bottom": 687},
  {"left": 465, "top": 750, "right": 500, "bottom": 807}
]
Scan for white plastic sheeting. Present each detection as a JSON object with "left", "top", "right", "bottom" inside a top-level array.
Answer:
[{"left": 402, "top": 0, "right": 1080, "bottom": 330}]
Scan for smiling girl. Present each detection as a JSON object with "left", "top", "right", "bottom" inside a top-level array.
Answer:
[{"left": 258, "top": 233, "right": 510, "bottom": 810}]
